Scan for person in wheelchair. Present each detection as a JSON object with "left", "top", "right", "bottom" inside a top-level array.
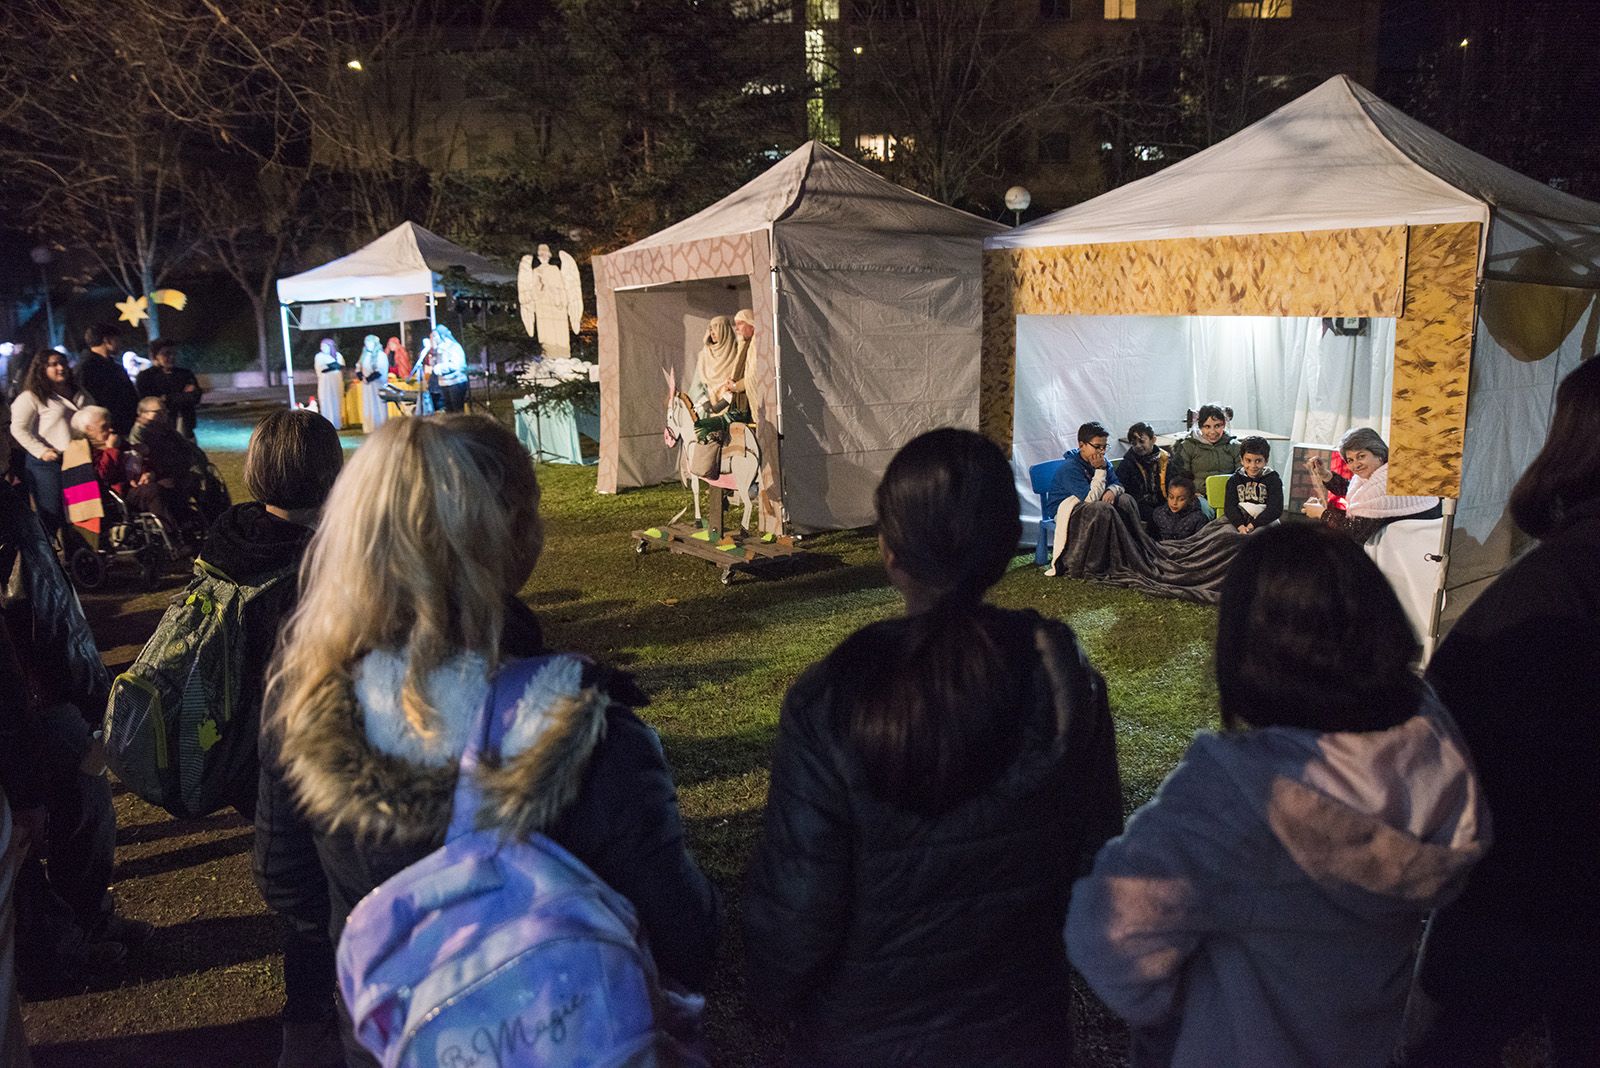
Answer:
[
  {"left": 130, "top": 397, "right": 229, "bottom": 533},
  {"left": 69, "top": 405, "right": 182, "bottom": 541}
]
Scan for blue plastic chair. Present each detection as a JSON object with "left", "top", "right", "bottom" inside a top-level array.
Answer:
[{"left": 1030, "top": 459, "right": 1067, "bottom": 566}]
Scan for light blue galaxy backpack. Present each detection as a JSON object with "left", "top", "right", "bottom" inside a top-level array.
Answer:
[{"left": 336, "top": 655, "right": 706, "bottom": 1068}]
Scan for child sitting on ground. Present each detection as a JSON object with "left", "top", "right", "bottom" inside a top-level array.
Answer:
[
  {"left": 1223, "top": 436, "right": 1284, "bottom": 534},
  {"left": 1115, "top": 421, "right": 1168, "bottom": 526},
  {"left": 1152, "top": 477, "right": 1208, "bottom": 542}
]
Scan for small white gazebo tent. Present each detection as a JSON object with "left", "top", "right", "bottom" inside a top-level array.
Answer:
[
  {"left": 983, "top": 75, "right": 1600, "bottom": 650},
  {"left": 595, "top": 141, "right": 1006, "bottom": 532},
  {"left": 275, "top": 222, "right": 513, "bottom": 404}
]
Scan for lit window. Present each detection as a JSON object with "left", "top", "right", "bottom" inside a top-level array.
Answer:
[
  {"left": 857, "top": 133, "right": 900, "bottom": 161},
  {"left": 1104, "top": 0, "right": 1134, "bottom": 18},
  {"left": 1133, "top": 144, "right": 1165, "bottom": 162},
  {"left": 807, "top": 0, "right": 840, "bottom": 19},
  {"left": 1228, "top": 0, "right": 1291, "bottom": 17},
  {"left": 734, "top": 0, "right": 795, "bottom": 19}
]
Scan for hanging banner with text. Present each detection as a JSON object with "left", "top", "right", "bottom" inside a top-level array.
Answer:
[{"left": 297, "top": 294, "right": 429, "bottom": 330}]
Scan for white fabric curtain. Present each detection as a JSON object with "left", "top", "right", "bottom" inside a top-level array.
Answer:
[{"left": 1185, "top": 315, "right": 1394, "bottom": 451}]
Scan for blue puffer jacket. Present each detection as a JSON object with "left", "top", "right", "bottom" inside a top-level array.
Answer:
[{"left": 1043, "top": 450, "right": 1121, "bottom": 518}]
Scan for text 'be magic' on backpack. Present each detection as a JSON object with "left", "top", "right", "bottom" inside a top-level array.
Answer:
[
  {"left": 103, "top": 558, "right": 293, "bottom": 818},
  {"left": 337, "top": 655, "right": 707, "bottom": 1068}
]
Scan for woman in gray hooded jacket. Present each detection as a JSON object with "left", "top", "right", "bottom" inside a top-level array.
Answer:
[{"left": 1066, "top": 523, "right": 1488, "bottom": 1068}]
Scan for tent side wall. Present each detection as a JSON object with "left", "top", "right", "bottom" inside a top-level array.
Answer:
[
  {"left": 1446, "top": 279, "right": 1600, "bottom": 627},
  {"left": 594, "top": 230, "right": 783, "bottom": 532},
  {"left": 980, "top": 222, "right": 1483, "bottom": 500},
  {"left": 773, "top": 224, "right": 990, "bottom": 531}
]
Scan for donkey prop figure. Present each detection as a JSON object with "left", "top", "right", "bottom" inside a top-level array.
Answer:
[{"left": 663, "top": 368, "right": 761, "bottom": 533}]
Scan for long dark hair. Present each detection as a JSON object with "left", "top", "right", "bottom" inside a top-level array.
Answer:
[
  {"left": 1216, "top": 523, "right": 1420, "bottom": 733},
  {"left": 838, "top": 428, "right": 1025, "bottom": 816},
  {"left": 21, "top": 349, "right": 75, "bottom": 401},
  {"left": 1509, "top": 356, "right": 1600, "bottom": 539}
]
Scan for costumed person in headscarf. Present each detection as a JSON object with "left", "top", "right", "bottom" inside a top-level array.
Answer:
[
  {"left": 314, "top": 339, "right": 345, "bottom": 431},
  {"left": 429, "top": 325, "right": 469, "bottom": 413},
  {"left": 688, "top": 316, "right": 738, "bottom": 479},
  {"left": 385, "top": 336, "right": 412, "bottom": 380},
  {"left": 355, "top": 335, "right": 390, "bottom": 434}
]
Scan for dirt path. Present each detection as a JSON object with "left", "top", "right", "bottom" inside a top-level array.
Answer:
[{"left": 21, "top": 407, "right": 293, "bottom": 1067}]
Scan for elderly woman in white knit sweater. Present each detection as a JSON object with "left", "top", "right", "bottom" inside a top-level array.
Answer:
[
  {"left": 9, "top": 349, "right": 81, "bottom": 537},
  {"left": 1307, "top": 427, "right": 1441, "bottom": 543}
]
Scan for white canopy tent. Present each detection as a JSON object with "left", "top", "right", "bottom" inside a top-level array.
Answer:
[
  {"left": 595, "top": 141, "right": 1006, "bottom": 532},
  {"left": 275, "top": 222, "right": 513, "bottom": 405},
  {"left": 984, "top": 75, "right": 1600, "bottom": 649}
]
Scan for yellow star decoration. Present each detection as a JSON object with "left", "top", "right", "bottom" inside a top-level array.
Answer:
[
  {"left": 114, "top": 289, "right": 187, "bottom": 327},
  {"left": 115, "top": 295, "right": 149, "bottom": 327}
]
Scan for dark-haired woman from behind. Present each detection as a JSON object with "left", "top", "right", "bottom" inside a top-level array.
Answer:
[
  {"left": 1067, "top": 523, "right": 1487, "bottom": 1068},
  {"left": 743, "top": 428, "right": 1123, "bottom": 1068},
  {"left": 1400, "top": 356, "right": 1600, "bottom": 1068}
]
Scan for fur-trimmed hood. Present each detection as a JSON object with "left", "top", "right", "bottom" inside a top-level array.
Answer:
[{"left": 279, "top": 651, "right": 614, "bottom": 846}]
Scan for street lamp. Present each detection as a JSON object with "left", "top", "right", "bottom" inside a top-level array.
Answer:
[
  {"left": 1004, "top": 186, "right": 1032, "bottom": 227},
  {"left": 29, "top": 245, "right": 57, "bottom": 348}
]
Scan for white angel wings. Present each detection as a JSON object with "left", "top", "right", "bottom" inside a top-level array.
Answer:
[{"left": 558, "top": 251, "right": 583, "bottom": 333}]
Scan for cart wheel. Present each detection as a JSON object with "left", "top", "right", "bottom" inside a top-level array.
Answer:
[
  {"left": 719, "top": 568, "right": 735, "bottom": 586},
  {"left": 635, "top": 539, "right": 649, "bottom": 556},
  {"left": 68, "top": 546, "right": 106, "bottom": 590}
]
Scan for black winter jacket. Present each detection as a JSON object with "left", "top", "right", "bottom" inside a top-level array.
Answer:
[
  {"left": 1422, "top": 497, "right": 1600, "bottom": 953},
  {"left": 77, "top": 351, "right": 140, "bottom": 438},
  {"left": 744, "top": 608, "right": 1123, "bottom": 1067},
  {"left": 1115, "top": 447, "right": 1168, "bottom": 522}
]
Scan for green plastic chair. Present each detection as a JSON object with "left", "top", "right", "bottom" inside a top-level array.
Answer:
[{"left": 1206, "top": 474, "right": 1230, "bottom": 515}]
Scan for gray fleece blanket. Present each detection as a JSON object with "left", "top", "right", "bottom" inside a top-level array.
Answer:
[{"left": 1052, "top": 494, "right": 1245, "bottom": 605}]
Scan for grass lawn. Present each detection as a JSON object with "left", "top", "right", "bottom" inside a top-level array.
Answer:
[{"left": 33, "top": 405, "right": 1221, "bottom": 1067}]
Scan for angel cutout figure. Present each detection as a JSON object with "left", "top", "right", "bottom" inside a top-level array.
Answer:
[{"left": 517, "top": 244, "right": 584, "bottom": 357}]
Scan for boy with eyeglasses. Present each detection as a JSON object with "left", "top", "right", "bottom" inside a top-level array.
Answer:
[{"left": 1043, "top": 421, "right": 1123, "bottom": 521}]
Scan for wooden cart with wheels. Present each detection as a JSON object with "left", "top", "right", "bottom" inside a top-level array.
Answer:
[{"left": 632, "top": 522, "right": 802, "bottom": 586}]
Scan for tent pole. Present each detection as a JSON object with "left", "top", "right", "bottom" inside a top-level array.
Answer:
[
  {"left": 1425, "top": 496, "right": 1457, "bottom": 664},
  {"left": 280, "top": 304, "right": 296, "bottom": 408},
  {"left": 766, "top": 229, "right": 788, "bottom": 535},
  {"left": 428, "top": 291, "right": 438, "bottom": 331}
]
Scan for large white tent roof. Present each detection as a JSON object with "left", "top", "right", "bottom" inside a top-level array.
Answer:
[
  {"left": 277, "top": 221, "right": 513, "bottom": 304},
  {"left": 989, "top": 75, "right": 1600, "bottom": 255},
  {"left": 616, "top": 140, "right": 1003, "bottom": 255}
]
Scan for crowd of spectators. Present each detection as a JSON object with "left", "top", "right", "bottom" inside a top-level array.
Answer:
[{"left": 1, "top": 351, "right": 1596, "bottom": 1067}]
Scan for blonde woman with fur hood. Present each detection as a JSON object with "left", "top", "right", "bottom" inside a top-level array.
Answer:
[{"left": 260, "top": 415, "right": 720, "bottom": 1066}]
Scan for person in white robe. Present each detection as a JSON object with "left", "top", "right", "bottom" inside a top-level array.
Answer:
[
  {"left": 355, "top": 334, "right": 389, "bottom": 433},
  {"left": 314, "top": 338, "right": 345, "bottom": 430}
]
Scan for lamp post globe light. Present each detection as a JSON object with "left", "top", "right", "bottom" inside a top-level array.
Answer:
[{"left": 1004, "top": 185, "right": 1031, "bottom": 226}]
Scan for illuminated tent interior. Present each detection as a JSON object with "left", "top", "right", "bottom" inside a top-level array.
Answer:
[
  {"left": 984, "top": 75, "right": 1600, "bottom": 650},
  {"left": 595, "top": 141, "right": 1005, "bottom": 533},
  {"left": 275, "top": 222, "right": 513, "bottom": 405}
]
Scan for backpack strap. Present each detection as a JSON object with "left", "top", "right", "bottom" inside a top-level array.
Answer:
[{"left": 445, "top": 655, "right": 556, "bottom": 844}]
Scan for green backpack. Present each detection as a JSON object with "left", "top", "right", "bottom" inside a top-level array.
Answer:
[{"left": 104, "top": 558, "right": 294, "bottom": 818}]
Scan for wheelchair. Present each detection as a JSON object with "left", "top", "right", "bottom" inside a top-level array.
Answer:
[{"left": 65, "top": 487, "right": 186, "bottom": 591}]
